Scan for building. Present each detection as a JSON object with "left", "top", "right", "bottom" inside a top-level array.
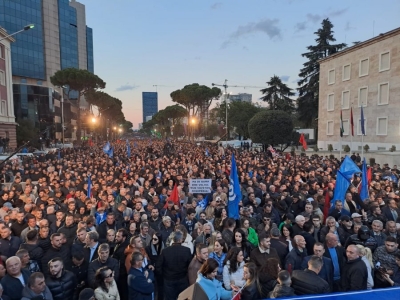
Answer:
[
  {"left": 229, "top": 93, "right": 252, "bottom": 103},
  {"left": 142, "top": 92, "right": 158, "bottom": 123},
  {"left": 318, "top": 27, "right": 400, "bottom": 151},
  {"left": 0, "top": 0, "right": 94, "bottom": 143},
  {"left": 0, "top": 27, "right": 16, "bottom": 149}
]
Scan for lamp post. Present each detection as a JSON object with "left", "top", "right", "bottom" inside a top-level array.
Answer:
[
  {"left": 91, "top": 117, "right": 97, "bottom": 143},
  {"left": 0, "top": 24, "right": 34, "bottom": 42}
]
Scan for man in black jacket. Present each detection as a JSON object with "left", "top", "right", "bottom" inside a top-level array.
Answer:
[
  {"left": 292, "top": 255, "right": 330, "bottom": 295},
  {"left": 87, "top": 243, "right": 119, "bottom": 288},
  {"left": 1, "top": 256, "right": 31, "bottom": 300},
  {"left": 112, "top": 228, "right": 130, "bottom": 300},
  {"left": 156, "top": 231, "right": 192, "bottom": 300},
  {"left": 270, "top": 228, "right": 289, "bottom": 266},
  {"left": 341, "top": 245, "right": 368, "bottom": 291},
  {"left": 57, "top": 214, "right": 77, "bottom": 246},
  {"left": 19, "top": 229, "right": 44, "bottom": 269},
  {"left": 96, "top": 212, "right": 122, "bottom": 243},
  {"left": 285, "top": 235, "right": 307, "bottom": 271},
  {"left": 41, "top": 233, "right": 72, "bottom": 277},
  {"left": 46, "top": 257, "right": 77, "bottom": 300}
]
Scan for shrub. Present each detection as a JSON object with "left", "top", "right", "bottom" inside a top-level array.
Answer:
[
  {"left": 343, "top": 145, "right": 350, "bottom": 152},
  {"left": 327, "top": 144, "right": 333, "bottom": 152},
  {"left": 364, "top": 144, "right": 370, "bottom": 153},
  {"left": 390, "top": 145, "right": 396, "bottom": 152}
]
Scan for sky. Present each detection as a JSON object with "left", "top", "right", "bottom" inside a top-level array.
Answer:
[{"left": 81, "top": 0, "right": 400, "bottom": 128}]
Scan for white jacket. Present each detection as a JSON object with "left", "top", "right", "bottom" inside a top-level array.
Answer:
[{"left": 223, "top": 260, "right": 245, "bottom": 290}]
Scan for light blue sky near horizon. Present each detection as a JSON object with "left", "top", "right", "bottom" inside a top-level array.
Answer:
[{"left": 80, "top": 0, "right": 400, "bottom": 128}]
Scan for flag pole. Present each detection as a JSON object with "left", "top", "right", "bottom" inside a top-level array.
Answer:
[
  {"left": 361, "top": 133, "right": 364, "bottom": 160},
  {"left": 340, "top": 136, "right": 342, "bottom": 159}
]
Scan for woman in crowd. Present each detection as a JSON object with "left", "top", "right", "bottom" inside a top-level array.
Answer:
[
  {"left": 175, "top": 224, "right": 194, "bottom": 254},
  {"left": 214, "top": 208, "right": 228, "bottom": 232},
  {"left": 94, "top": 266, "right": 120, "bottom": 300},
  {"left": 258, "top": 258, "right": 280, "bottom": 298},
  {"left": 209, "top": 239, "right": 228, "bottom": 282},
  {"left": 230, "top": 228, "right": 253, "bottom": 260},
  {"left": 356, "top": 245, "right": 374, "bottom": 289},
  {"left": 223, "top": 247, "right": 246, "bottom": 290},
  {"left": 208, "top": 231, "right": 223, "bottom": 253},
  {"left": 196, "top": 258, "right": 234, "bottom": 300},
  {"left": 145, "top": 232, "right": 164, "bottom": 300},
  {"left": 241, "top": 262, "right": 261, "bottom": 300},
  {"left": 280, "top": 224, "right": 294, "bottom": 251},
  {"left": 241, "top": 218, "right": 258, "bottom": 247}
]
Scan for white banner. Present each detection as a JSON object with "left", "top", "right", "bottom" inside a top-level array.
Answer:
[{"left": 189, "top": 179, "right": 212, "bottom": 194}]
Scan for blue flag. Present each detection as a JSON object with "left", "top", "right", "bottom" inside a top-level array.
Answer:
[
  {"left": 108, "top": 147, "right": 113, "bottom": 158},
  {"left": 57, "top": 149, "right": 61, "bottom": 160},
  {"left": 87, "top": 176, "right": 92, "bottom": 198},
  {"left": 103, "top": 142, "right": 110, "bottom": 154},
  {"left": 228, "top": 153, "right": 242, "bottom": 219},
  {"left": 332, "top": 156, "right": 361, "bottom": 207},
  {"left": 205, "top": 148, "right": 210, "bottom": 157},
  {"left": 360, "top": 158, "right": 369, "bottom": 201},
  {"left": 126, "top": 140, "right": 131, "bottom": 157},
  {"left": 361, "top": 106, "right": 365, "bottom": 135},
  {"left": 198, "top": 194, "right": 210, "bottom": 210}
]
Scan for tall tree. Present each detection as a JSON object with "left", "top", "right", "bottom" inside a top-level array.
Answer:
[
  {"left": 228, "top": 101, "right": 261, "bottom": 139},
  {"left": 50, "top": 68, "right": 106, "bottom": 140},
  {"left": 297, "top": 18, "right": 346, "bottom": 126},
  {"left": 260, "top": 75, "right": 295, "bottom": 112}
]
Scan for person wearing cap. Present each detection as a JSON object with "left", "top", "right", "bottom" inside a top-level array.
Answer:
[
  {"left": 351, "top": 212, "right": 368, "bottom": 225},
  {"left": 339, "top": 215, "right": 354, "bottom": 244}
]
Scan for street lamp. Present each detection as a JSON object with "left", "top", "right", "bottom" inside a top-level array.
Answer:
[
  {"left": 92, "top": 117, "right": 96, "bottom": 123},
  {"left": 0, "top": 24, "right": 34, "bottom": 42}
]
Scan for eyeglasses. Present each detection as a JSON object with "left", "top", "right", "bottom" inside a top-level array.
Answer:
[
  {"left": 105, "top": 272, "right": 114, "bottom": 278},
  {"left": 152, "top": 238, "right": 159, "bottom": 241}
]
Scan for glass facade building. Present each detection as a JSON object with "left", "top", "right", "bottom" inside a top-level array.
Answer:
[
  {"left": 142, "top": 92, "right": 158, "bottom": 123},
  {"left": 86, "top": 26, "right": 94, "bottom": 72},
  {"left": 0, "top": 0, "right": 46, "bottom": 79},
  {"left": 58, "top": 0, "right": 78, "bottom": 70}
]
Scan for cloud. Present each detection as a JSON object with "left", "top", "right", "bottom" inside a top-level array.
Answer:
[
  {"left": 295, "top": 21, "right": 307, "bottom": 32},
  {"left": 210, "top": 2, "right": 222, "bottom": 10},
  {"left": 280, "top": 75, "right": 290, "bottom": 82},
  {"left": 329, "top": 8, "right": 348, "bottom": 17},
  {"left": 307, "top": 13, "right": 322, "bottom": 23},
  {"left": 115, "top": 84, "right": 137, "bottom": 92},
  {"left": 221, "top": 18, "right": 281, "bottom": 48}
]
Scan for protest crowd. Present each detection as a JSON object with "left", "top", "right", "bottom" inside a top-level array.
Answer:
[{"left": 0, "top": 139, "right": 399, "bottom": 300}]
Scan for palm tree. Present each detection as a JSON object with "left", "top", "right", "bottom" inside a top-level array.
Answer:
[{"left": 260, "top": 75, "right": 295, "bottom": 112}]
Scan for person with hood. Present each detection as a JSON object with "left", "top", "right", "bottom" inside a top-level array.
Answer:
[
  {"left": 21, "top": 272, "right": 54, "bottom": 300},
  {"left": 345, "top": 225, "right": 378, "bottom": 252},
  {"left": 196, "top": 258, "right": 233, "bottom": 300}
]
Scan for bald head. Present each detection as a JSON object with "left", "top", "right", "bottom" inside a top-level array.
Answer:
[
  {"left": 294, "top": 235, "right": 306, "bottom": 249},
  {"left": 325, "top": 233, "right": 338, "bottom": 247},
  {"left": 346, "top": 245, "right": 360, "bottom": 261}
]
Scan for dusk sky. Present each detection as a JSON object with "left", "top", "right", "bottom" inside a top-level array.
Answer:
[{"left": 82, "top": 0, "right": 400, "bottom": 128}]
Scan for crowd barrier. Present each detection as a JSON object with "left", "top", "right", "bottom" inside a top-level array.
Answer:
[{"left": 265, "top": 287, "right": 400, "bottom": 300}]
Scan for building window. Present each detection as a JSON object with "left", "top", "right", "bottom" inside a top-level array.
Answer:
[
  {"left": 342, "top": 64, "right": 351, "bottom": 81},
  {"left": 342, "top": 120, "right": 349, "bottom": 136},
  {"left": 359, "top": 58, "right": 369, "bottom": 77},
  {"left": 0, "top": 45, "right": 4, "bottom": 59},
  {"left": 20, "top": 78, "right": 27, "bottom": 84},
  {"left": 327, "top": 121, "right": 334, "bottom": 136},
  {"left": 341, "top": 91, "right": 350, "bottom": 109},
  {"left": 358, "top": 86, "right": 368, "bottom": 107},
  {"left": 357, "top": 118, "right": 367, "bottom": 135},
  {"left": 327, "top": 94, "right": 334, "bottom": 111},
  {"left": 376, "top": 117, "right": 388, "bottom": 135},
  {"left": 0, "top": 71, "right": 5, "bottom": 86},
  {"left": 379, "top": 52, "right": 390, "bottom": 72},
  {"left": 328, "top": 69, "right": 335, "bottom": 85},
  {"left": 377, "top": 82, "right": 389, "bottom": 105},
  {"left": 0, "top": 100, "right": 6, "bottom": 116}
]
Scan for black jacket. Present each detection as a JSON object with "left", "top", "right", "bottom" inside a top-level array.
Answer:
[
  {"left": 19, "top": 242, "right": 44, "bottom": 270},
  {"left": 57, "top": 223, "right": 78, "bottom": 246},
  {"left": 41, "top": 245, "right": 72, "bottom": 277},
  {"left": 112, "top": 238, "right": 130, "bottom": 276},
  {"left": 241, "top": 281, "right": 260, "bottom": 300},
  {"left": 97, "top": 221, "right": 122, "bottom": 243},
  {"left": 46, "top": 270, "right": 77, "bottom": 300},
  {"left": 285, "top": 247, "right": 307, "bottom": 271},
  {"left": 269, "top": 284, "right": 296, "bottom": 298},
  {"left": 341, "top": 257, "right": 368, "bottom": 291},
  {"left": 270, "top": 238, "right": 289, "bottom": 267},
  {"left": 323, "top": 245, "right": 345, "bottom": 275},
  {"left": 87, "top": 257, "right": 119, "bottom": 288},
  {"left": 156, "top": 243, "right": 192, "bottom": 280},
  {"left": 0, "top": 269, "right": 31, "bottom": 300},
  {"left": 292, "top": 269, "right": 330, "bottom": 295},
  {"left": 258, "top": 273, "right": 277, "bottom": 298}
]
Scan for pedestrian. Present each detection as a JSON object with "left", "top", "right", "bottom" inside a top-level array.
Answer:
[
  {"left": 94, "top": 266, "right": 120, "bottom": 300},
  {"left": 341, "top": 245, "right": 368, "bottom": 291},
  {"left": 45, "top": 257, "right": 77, "bottom": 300},
  {"left": 128, "top": 252, "right": 155, "bottom": 300},
  {"left": 21, "top": 272, "right": 54, "bottom": 300}
]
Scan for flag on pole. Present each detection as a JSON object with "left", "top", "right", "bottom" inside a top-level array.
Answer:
[
  {"left": 57, "top": 149, "right": 61, "bottom": 160},
  {"left": 198, "top": 194, "right": 210, "bottom": 210},
  {"left": 323, "top": 189, "right": 331, "bottom": 220},
  {"left": 163, "top": 184, "right": 180, "bottom": 208},
  {"left": 350, "top": 107, "right": 354, "bottom": 136},
  {"left": 360, "top": 158, "right": 369, "bottom": 201},
  {"left": 340, "top": 110, "right": 344, "bottom": 137},
  {"left": 103, "top": 142, "right": 110, "bottom": 154},
  {"left": 126, "top": 140, "right": 131, "bottom": 157},
  {"left": 361, "top": 106, "right": 365, "bottom": 135},
  {"left": 87, "top": 175, "right": 92, "bottom": 198},
  {"left": 107, "top": 147, "right": 113, "bottom": 158},
  {"left": 228, "top": 153, "right": 242, "bottom": 220},
  {"left": 299, "top": 133, "right": 308, "bottom": 150}
]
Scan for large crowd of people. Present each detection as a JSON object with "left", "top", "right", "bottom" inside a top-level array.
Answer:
[{"left": 0, "top": 139, "right": 399, "bottom": 300}]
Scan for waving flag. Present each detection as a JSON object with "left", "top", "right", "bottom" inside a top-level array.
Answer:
[
  {"left": 103, "top": 142, "right": 110, "bottom": 154},
  {"left": 332, "top": 156, "right": 360, "bottom": 207},
  {"left": 350, "top": 107, "right": 354, "bottom": 136},
  {"left": 360, "top": 158, "right": 369, "bottom": 201},
  {"left": 107, "top": 147, "right": 114, "bottom": 158},
  {"left": 126, "top": 140, "right": 131, "bottom": 157},
  {"left": 57, "top": 149, "right": 61, "bottom": 160},
  {"left": 228, "top": 153, "right": 242, "bottom": 219},
  {"left": 299, "top": 133, "right": 308, "bottom": 150},
  {"left": 87, "top": 175, "right": 92, "bottom": 198},
  {"left": 198, "top": 194, "right": 210, "bottom": 210}
]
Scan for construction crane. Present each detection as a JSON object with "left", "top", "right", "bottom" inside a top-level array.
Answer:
[{"left": 211, "top": 79, "right": 264, "bottom": 144}]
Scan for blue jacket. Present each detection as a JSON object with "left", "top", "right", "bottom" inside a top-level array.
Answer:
[
  {"left": 128, "top": 267, "right": 155, "bottom": 300},
  {"left": 209, "top": 252, "right": 227, "bottom": 277},
  {"left": 196, "top": 273, "right": 232, "bottom": 300}
]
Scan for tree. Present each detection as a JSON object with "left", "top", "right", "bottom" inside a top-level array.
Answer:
[
  {"left": 50, "top": 68, "right": 106, "bottom": 140},
  {"left": 260, "top": 75, "right": 295, "bottom": 112},
  {"left": 16, "top": 120, "right": 40, "bottom": 147},
  {"left": 170, "top": 83, "right": 221, "bottom": 120},
  {"left": 297, "top": 19, "right": 346, "bottom": 126},
  {"left": 228, "top": 101, "right": 261, "bottom": 139},
  {"left": 248, "top": 110, "right": 293, "bottom": 149}
]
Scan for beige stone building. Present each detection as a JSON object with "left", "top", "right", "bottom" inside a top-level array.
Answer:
[{"left": 318, "top": 27, "right": 400, "bottom": 151}]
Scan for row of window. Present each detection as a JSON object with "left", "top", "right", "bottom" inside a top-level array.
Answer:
[
  {"left": 327, "top": 51, "right": 390, "bottom": 84},
  {"left": 0, "top": 71, "right": 5, "bottom": 86},
  {"left": 326, "top": 117, "right": 389, "bottom": 136},
  {"left": 0, "top": 100, "right": 7, "bottom": 116},
  {"left": 326, "top": 83, "right": 389, "bottom": 111}
]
